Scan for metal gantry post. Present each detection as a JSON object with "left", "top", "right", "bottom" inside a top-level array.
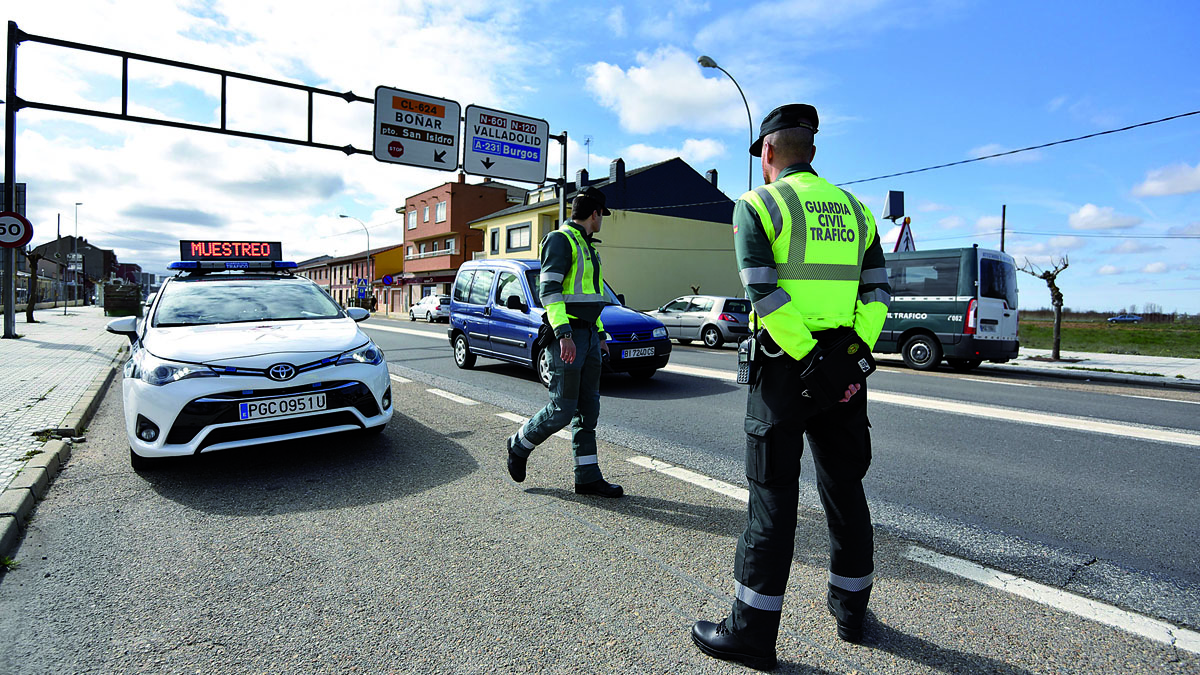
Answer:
[{"left": 4, "top": 21, "right": 23, "bottom": 338}]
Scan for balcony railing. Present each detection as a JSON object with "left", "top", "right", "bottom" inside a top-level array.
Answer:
[{"left": 405, "top": 248, "right": 456, "bottom": 261}]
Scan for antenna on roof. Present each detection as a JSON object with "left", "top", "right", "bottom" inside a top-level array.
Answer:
[{"left": 584, "top": 136, "right": 593, "bottom": 172}]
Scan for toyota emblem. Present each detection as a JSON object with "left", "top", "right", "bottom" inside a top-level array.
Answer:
[{"left": 267, "top": 363, "right": 297, "bottom": 381}]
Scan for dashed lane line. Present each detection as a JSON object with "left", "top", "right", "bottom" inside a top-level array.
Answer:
[
  {"left": 496, "top": 412, "right": 570, "bottom": 440},
  {"left": 905, "top": 546, "right": 1200, "bottom": 655},
  {"left": 626, "top": 455, "right": 1200, "bottom": 656},
  {"left": 426, "top": 388, "right": 478, "bottom": 406},
  {"left": 389, "top": 374, "right": 412, "bottom": 384}
]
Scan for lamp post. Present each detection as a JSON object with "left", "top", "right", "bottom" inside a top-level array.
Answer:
[
  {"left": 338, "top": 214, "right": 371, "bottom": 309},
  {"left": 73, "top": 201, "right": 82, "bottom": 306},
  {"left": 698, "top": 55, "right": 753, "bottom": 192}
]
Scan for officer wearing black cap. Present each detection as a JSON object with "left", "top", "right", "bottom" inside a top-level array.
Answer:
[
  {"left": 692, "top": 104, "right": 892, "bottom": 669},
  {"left": 506, "top": 185, "right": 624, "bottom": 498}
]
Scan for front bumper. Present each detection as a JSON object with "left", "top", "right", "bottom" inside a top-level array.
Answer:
[
  {"left": 122, "top": 362, "right": 393, "bottom": 458},
  {"left": 604, "top": 338, "right": 673, "bottom": 373}
]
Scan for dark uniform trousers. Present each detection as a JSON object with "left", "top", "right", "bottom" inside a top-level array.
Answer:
[
  {"left": 732, "top": 328, "right": 874, "bottom": 642},
  {"left": 513, "top": 323, "right": 604, "bottom": 485}
]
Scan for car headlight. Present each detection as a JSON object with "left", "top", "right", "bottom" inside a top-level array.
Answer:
[
  {"left": 134, "top": 351, "right": 219, "bottom": 386},
  {"left": 337, "top": 340, "right": 384, "bottom": 366},
  {"left": 652, "top": 327, "right": 667, "bottom": 338}
]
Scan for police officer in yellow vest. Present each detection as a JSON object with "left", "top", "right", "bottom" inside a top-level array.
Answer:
[
  {"left": 506, "top": 186, "right": 624, "bottom": 498},
  {"left": 692, "top": 104, "right": 892, "bottom": 669}
]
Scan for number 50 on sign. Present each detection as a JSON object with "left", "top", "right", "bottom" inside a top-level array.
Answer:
[{"left": 0, "top": 212, "right": 34, "bottom": 249}]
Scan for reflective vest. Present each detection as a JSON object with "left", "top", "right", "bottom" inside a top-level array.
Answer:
[
  {"left": 541, "top": 224, "right": 607, "bottom": 331},
  {"left": 740, "top": 172, "right": 879, "bottom": 359}
]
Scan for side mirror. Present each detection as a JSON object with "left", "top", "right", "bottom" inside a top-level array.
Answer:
[
  {"left": 106, "top": 316, "right": 138, "bottom": 345},
  {"left": 617, "top": 293, "right": 626, "bottom": 306},
  {"left": 504, "top": 295, "right": 527, "bottom": 312},
  {"left": 346, "top": 307, "right": 370, "bottom": 322}
]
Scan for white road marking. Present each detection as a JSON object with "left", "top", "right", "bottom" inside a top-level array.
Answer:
[
  {"left": 362, "top": 323, "right": 444, "bottom": 339},
  {"left": 496, "top": 412, "right": 570, "bottom": 440},
  {"left": 905, "top": 546, "right": 1200, "bottom": 655},
  {"left": 665, "top": 363, "right": 1200, "bottom": 448},
  {"left": 959, "top": 377, "right": 1034, "bottom": 387},
  {"left": 626, "top": 453, "right": 1200, "bottom": 655},
  {"left": 1123, "top": 394, "right": 1200, "bottom": 405},
  {"left": 627, "top": 456, "right": 749, "bottom": 503},
  {"left": 389, "top": 374, "right": 411, "bottom": 384},
  {"left": 868, "top": 390, "right": 1200, "bottom": 448},
  {"left": 426, "top": 388, "right": 478, "bottom": 406}
]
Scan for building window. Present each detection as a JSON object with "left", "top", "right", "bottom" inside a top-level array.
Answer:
[
  {"left": 432, "top": 241, "right": 439, "bottom": 252},
  {"left": 506, "top": 222, "right": 532, "bottom": 252},
  {"left": 419, "top": 243, "right": 426, "bottom": 254},
  {"left": 408, "top": 210, "right": 417, "bottom": 229},
  {"left": 490, "top": 229, "right": 499, "bottom": 254},
  {"left": 446, "top": 237, "right": 454, "bottom": 252},
  {"left": 435, "top": 201, "right": 447, "bottom": 223},
  {"left": 423, "top": 206, "right": 429, "bottom": 222}
]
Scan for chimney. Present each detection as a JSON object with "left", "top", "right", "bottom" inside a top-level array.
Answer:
[
  {"left": 705, "top": 169, "right": 718, "bottom": 187},
  {"left": 576, "top": 168, "right": 589, "bottom": 188},
  {"left": 609, "top": 158, "right": 625, "bottom": 186},
  {"left": 457, "top": 172, "right": 466, "bottom": 184}
]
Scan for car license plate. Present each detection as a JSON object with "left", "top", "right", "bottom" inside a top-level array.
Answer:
[
  {"left": 239, "top": 393, "right": 327, "bottom": 421},
  {"left": 622, "top": 347, "right": 656, "bottom": 359}
]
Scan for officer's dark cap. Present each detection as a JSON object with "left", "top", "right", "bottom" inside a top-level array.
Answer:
[
  {"left": 573, "top": 185, "right": 611, "bottom": 215},
  {"left": 749, "top": 103, "right": 819, "bottom": 157}
]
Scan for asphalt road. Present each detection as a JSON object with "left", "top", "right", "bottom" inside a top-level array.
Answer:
[{"left": 362, "top": 317, "right": 1200, "bottom": 630}]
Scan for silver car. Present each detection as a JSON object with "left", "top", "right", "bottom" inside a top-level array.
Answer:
[
  {"left": 409, "top": 294, "right": 451, "bottom": 322},
  {"left": 653, "top": 295, "right": 752, "bottom": 348}
]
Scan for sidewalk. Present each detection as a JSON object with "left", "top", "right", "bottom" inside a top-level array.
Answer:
[{"left": 0, "top": 307, "right": 127, "bottom": 493}]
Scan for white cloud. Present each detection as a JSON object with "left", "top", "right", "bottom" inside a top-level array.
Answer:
[
  {"left": 585, "top": 46, "right": 752, "bottom": 134},
  {"left": 938, "top": 215, "right": 965, "bottom": 230},
  {"left": 1102, "top": 240, "right": 1164, "bottom": 254},
  {"left": 1048, "top": 235, "right": 1084, "bottom": 250},
  {"left": 1068, "top": 204, "right": 1141, "bottom": 230},
  {"left": 1133, "top": 162, "right": 1200, "bottom": 197},
  {"left": 1168, "top": 222, "right": 1200, "bottom": 236},
  {"left": 918, "top": 201, "right": 950, "bottom": 212},
  {"left": 1097, "top": 265, "right": 1123, "bottom": 275},
  {"left": 968, "top": 143, "right": 1043, "bottom": 164},
  {"left": 975, "top": 215, "right": 1002, "bottom": 232},
  {"left": 1141, "top": 262, "right": 1168, "bottom": 274},
  {"left": 880, "top": 224, "right": 901, "bottom": 247},
  {"left": 1047, "top": 95, "right": 1067, "bottom": 112},
  {"left": 622, "top": 138, "right": 726, "bottom": 167},
  {"left": 607, "top": 7, "right": 627, "bottom": 37}
]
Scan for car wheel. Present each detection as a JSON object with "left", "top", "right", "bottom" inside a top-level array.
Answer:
[
  {"left": 130, "top": 447, "right": 158, "bottom": 472},
  {"left": 677, "top": 339, "right": 692, "bottom": 345},
  {"left": 426, "top": 312, "right": 433, "bottom": 322},
  {"left": 948, "top": 358, "right": 982, "bottom": 372},
  {"left": 535, "top": 344, "right": 553, "bottom": 388},
  {"left": 453, "top": 334, "right": 476, "bottom": 369},
  {"left": 702, "top": 325, "right": 724, "bottom": 349},
  {"left": 901, "top": 334, "right": 942, "bottom": 371},
  {"left": 628, "top": 368, "right": 657, "bottom": 380},
  {"left": 409, "top": 312, "right": 415, "bottom": 321}
]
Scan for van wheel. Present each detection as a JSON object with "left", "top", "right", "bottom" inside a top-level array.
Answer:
[
  {"left": 702, "top": 325, "right": 724, "bottom": 348},
  {"left": 453, "top": 334, "right": 476, "bottom": 369},
  {"left": 902, "top": 334, "right": 942, "bottom": 371},
  {"left": 535, "top": 345, "right": 553, "bottom": 388},
  {"left": 948, "top": 358, "right": 982, "bottom": 372}
]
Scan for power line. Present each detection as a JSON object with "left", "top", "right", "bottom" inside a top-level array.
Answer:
[{"left": 837, "top": 109, "right": 1200, "bottom": 187}]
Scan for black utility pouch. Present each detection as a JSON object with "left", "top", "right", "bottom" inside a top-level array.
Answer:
[
  {"left": 799, "top": 331, "right": 876, "bottom": 408},
  {"left": 736, "top": 335, "right": 756, "bottom": 384}
]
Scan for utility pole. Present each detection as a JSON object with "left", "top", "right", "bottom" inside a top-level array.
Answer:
[{"left": 1000, "top": 204, "right": 1006, "bottom": 252}]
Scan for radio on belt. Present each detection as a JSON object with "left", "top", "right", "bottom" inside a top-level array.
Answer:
[{"left": 169, "top": 240, "right": 296, "bottom": 271}]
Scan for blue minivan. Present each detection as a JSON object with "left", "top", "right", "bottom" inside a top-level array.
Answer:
[{"left": 448, "top": 259, "right": 672, "bottom": 385}]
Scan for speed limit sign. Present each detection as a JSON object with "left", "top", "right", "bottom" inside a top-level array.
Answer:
[{"left": 0, "top": 212, "right": 34, "bottom": 249}]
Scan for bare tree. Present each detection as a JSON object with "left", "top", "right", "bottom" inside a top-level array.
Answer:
[
  {"left": 20, "top": 248, "right": 47, "bottom": 324},
  {"left": 1019, "top": 256, "right": 1069, "bottom": 360}
]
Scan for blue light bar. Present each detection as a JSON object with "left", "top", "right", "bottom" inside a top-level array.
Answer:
[
  {"left": 168, "top": 261, "right": 199, "bottom": 269},
  {"left": 274, "top": 261, "right": 298, "bottom": 269}
]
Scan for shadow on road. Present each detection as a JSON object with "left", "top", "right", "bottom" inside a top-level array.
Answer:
[
  {"left": 137, "top": 412, "right": 478, "bottom": 516},
  {"left": 599, "top": 371, "right": 740, "bottom": 400},
  {"left": 525, "top": 487, "right": 745, "bottom": 537},
  {"left": 844, "top": 614, "right": 1036, "bottom": 675}
]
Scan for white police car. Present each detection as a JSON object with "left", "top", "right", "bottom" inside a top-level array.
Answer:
[{"left": 106, "top": 241, "right": 392, "bottom": 470}]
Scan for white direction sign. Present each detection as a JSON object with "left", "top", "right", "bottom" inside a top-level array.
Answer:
[
  {"left": 463, "top": 105, "right": 548, "bottom": 183},
  {"left": 373, "top": 86, "right": 460, "bottom": 171}
]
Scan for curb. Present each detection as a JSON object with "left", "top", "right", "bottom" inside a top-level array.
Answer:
[
  {"left": 0, "top": 440, "right": 73, "bottom": 560},
  {"left": 875, "top": 356, "right": 1200, "bottom": 391}
]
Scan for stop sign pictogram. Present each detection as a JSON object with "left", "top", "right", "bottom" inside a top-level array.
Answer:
[
  {"left": 0, "top": 212, "right": 34, "bottom": 249},
  {"left": 388, "top": 141, "right": 404, "bottom": 158}
]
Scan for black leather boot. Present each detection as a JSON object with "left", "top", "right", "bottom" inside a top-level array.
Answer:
[
  {"left": 827, "top": 584, "right": 872, "bottom": 643},
  {"left": 506, "top": 435, "right": 526, "bottom": 483},
  {"left": 574, "top": 478, "right": 623, "bottom": 498},
  {"left": 691, "top": 619, "right": 777, "bottom": 671}
]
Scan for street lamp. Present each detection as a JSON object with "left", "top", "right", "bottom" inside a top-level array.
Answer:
[
  {"left": 338, "top": 214, "right": 371, "bottom": 308},
  {"left": 698, "top": 55, "right": 754, "bottom": 192},
  {"left": 73, "top": 201, "right": 82, "bottom": 306}
]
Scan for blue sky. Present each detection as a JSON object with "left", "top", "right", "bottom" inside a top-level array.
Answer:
[{"left": 5, "top": 0, "right": 1200, "bottom": 313}]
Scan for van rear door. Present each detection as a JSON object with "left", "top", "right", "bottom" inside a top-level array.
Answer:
[{"left": 975, "top": 249, "right": 1019, "bottom": 342}]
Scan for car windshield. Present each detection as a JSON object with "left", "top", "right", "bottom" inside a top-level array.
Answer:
[
  {"left": 524, "top": 271, "right": 621, "bottom": 307},
  {"left": 154, "top": 277, "right": 344, "bottom": 327}
]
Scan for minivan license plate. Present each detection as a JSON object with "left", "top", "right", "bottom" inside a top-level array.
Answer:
[
  {"left": 239, "top": 393, "right": 327, "bottom": 421},
  {"left": 622, "top": 347, "right": 655, "bottom": 359}
]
